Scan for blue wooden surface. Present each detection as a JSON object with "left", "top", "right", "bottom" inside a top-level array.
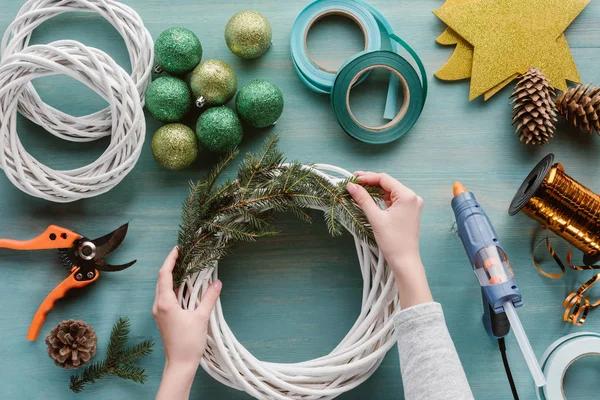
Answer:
[{"left": 1, "top": 0, "right": 599, "bottom": 399}]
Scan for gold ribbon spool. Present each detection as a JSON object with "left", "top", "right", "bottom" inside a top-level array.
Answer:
[{"left": 510, "top": 154, "right": 600, "bottom": 325}]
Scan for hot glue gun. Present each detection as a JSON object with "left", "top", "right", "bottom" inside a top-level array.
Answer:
[{"left": 451, "top": 182, "right": 546, "bottom": 391}]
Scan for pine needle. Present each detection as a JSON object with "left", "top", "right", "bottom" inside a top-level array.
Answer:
[
  {"left": 69, "top": 317, "right": 154, "bottom": 393},
  {"left": 173, "top": 135, "right": 382, "bottom": 286}
]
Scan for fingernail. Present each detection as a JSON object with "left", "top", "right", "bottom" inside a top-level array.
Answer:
[
  {"left": 354, "top": 171, "right": 364, "bottom": 175},
  {"left": 347, "top": 182, "right": 357, "bottom": 194},
  {"left": 213, "top": 280, "right": 222, "bottom": 290}
]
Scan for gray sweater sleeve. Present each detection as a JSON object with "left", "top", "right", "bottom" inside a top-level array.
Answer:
[{"left": 394, "top": 302, "right": 474, "bottom": 400}]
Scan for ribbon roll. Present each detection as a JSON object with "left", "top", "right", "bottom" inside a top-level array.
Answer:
[
  {"left": 537, "top": 332, "right": 600, "bottom": 400},
  {"left": 291, "top": 0, "right": 427, "bottom": 144}
]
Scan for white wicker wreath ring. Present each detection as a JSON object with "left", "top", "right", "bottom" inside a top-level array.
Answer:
[
  {"left": 0, "top": 40, "right": 145, "bottom": 202},
  {"left": 178, "top": 164, "right": 400, "bottom": 400},
  {"left": 0, "top": 0, "right": 153, "bottom": 142}
]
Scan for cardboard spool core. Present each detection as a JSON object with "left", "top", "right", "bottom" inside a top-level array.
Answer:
[
  {"left": 346, "top": 64, "right": 410, "bottom": 132},
  {"left": 304, "top": 9, "right": 368, "bottom": 74},
  {"left": 561, "top": 353, "right": 600, "bottom": 398}
]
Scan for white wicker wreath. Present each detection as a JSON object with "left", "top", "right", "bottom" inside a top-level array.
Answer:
[
  {"left": 0, "top": 41, "right": 145, "bottom": 202},
  {"left": 0, "top": 0, "right": 153, "bottom": 142},
  {"left": 178, "top": 164, "right": 400, "bottom": 400}
]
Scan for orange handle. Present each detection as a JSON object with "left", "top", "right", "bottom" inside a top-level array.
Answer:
[
  {"left": 27, "top": 269, "right": 99, "bottom": 341},
  {"left": 0, "top": 225, "right": 79, "bottom": 250}
]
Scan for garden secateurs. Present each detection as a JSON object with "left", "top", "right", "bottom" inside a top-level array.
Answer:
[{"left": 0, "top": 224, "right": 135, "bottom": 341}]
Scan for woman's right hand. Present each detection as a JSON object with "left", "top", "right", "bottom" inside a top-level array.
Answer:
[
  {"left": 347, "top": 171, "right": 424, "bottom": 266},
  {"left": 347, "top": 172, "right": 433, "bottom": 308}
]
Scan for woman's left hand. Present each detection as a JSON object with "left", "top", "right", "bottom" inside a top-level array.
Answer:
[{"left": 154, "top": 247, "right": 222, "bottom": 400}]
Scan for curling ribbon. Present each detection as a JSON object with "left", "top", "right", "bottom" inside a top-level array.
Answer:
[
  {"left": 510, "top": 154, "right": 600, "bottom": 325},
  {"left": 537, "top": 332, "right": 600, "bottom": 400},
  {"left": 291, "top": 0, "right": 427, "bottom": 144}
]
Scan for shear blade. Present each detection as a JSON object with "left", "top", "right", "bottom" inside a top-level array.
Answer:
[
  {"left": 95, "top": 258, "right": 137, "bottom": 272},
  {"left": 91, "top": 223, "right": 130, "bottom": 260}
]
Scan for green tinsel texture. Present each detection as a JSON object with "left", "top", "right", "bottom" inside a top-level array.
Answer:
[
  {"left": 155, "top": 27, "right": 202, "bottom": 75},
  {"left": 69, "top": 317, "right": 154, "bottom": 393},
  {"left": 236, "top": 79, "right": 283, "bottom": 128},
  {"left": 173, "top": 135, "right": 382, "bottom": 286},
  {"left": 196, "top": 107, "right": 243, "bottom": 153},
  {"left": 145, "top": 76, "right": 192, "bottom": 122}
]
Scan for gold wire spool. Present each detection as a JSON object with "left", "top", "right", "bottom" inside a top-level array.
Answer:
[
  {"left": 510, "top": 154, "right": 600, "bottom": 325},
  {"left": 510, "top": 154, "right": 600, "bottom": 260}
]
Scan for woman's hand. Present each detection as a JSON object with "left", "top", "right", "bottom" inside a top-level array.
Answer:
[
  {"left": 347, "top": 172, "right": 433, "bottom": 308},
  {"left": 347, "top": 172, "right": 424, "bottom": 265},
  {"left": 154, "top": 247, "right": 222, "bottom": 400}
]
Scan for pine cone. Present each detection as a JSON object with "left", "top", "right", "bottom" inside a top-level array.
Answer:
[
  {"left": 45, "top": 320, "right": 97, "bottom": 369},
  {"left": 510, "top": 67, "right": 557, "bottom": 145},
  {"left": 555, "top": 84, "right": 600, "bottom": 135}
]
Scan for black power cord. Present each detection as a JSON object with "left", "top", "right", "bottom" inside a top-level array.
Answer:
[{"left": 498, "top": 337, "right": 520, "bottom": 400}]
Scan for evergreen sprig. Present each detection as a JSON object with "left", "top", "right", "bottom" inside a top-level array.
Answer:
[
  {"left": 69, "top": 317, "right": 154, "bottom": 393},
  {"left": 174, "top": 135, "right": 382, "bottom": 286}
]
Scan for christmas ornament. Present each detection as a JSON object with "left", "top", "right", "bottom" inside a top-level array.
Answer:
[
  {"left": 196, "top": 107, "right": 243, "bottom": 153},
  {"left": 145, "top": 76, "right": 192, "bottom": 123},
  {"left": 235, "top": 79, "right": 283, "bottom": 128},
  {"left": 154, "top": 27, "right": 202, "bottom": 75},
  {"left": 174, "top": 136, "right": 398, "bottom": 399},
  {"left": 0, "top": 0, "right": 153, "bottom": 140},
  {"left": 225, "top": 10, "right": 272, "bottom": 59},
  {"left": 555, "top": 84, "right": 600, "bottom": 135},
  {"left": 190, "top": 59, "right": 238, "bottom": 108},
  {"left": 0, "top": 41, "right": 145, "bottom": 203},
  {"left": 151, "top": 124, "right": 198, "bottom": 170},
  {"left": 45, "top": 320, "right": 97, "bottom": 369},
  {"left": 69, "top": 317, "right": 154, "bottom": 392},
  {"left": 433, "top": 0, "right": 589, "bottom": 100},
  {"left": 510, "top": 68, "right": 557, "bottom": 146}
]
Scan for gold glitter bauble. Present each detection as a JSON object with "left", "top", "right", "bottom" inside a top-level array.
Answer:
[
  {"left": 151, "top": 123, "right": 198, "bottom": 170},
  {"left": 225, "top": 10, "right": 272, "bottom": 60},
  {"left": 190, "top": 59, "right": 238, "bottom": 108}
]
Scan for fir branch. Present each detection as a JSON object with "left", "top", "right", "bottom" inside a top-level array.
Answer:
[
  {"left": 69, "top": 317, "right": 154, "bottom": 393},
  {"left": 105, "top": 317, "right": 129, "bottom": 362},
  {"left": 173, "top": 135, "right": 381, "bottom": 286}
]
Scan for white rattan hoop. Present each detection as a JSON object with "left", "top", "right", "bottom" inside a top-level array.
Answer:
[
  {"left": 0, "top": 40, "right": 145, "bottom": 202},
  {"left": 178, "top": 164, "right": 400, "bottom": 400},
  {"left": 0, "top": 0, "right": 153, "bottom": 142}
]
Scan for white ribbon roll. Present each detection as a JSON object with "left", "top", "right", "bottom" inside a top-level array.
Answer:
[{"left": 537, "top": 332, "right": 600, "bottom": 400}]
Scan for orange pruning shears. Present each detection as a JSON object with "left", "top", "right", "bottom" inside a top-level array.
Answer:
[{"left": 0, "top": 224, "right": 136, "bottom": 341}]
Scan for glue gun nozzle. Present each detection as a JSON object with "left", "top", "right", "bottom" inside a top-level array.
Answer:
[{"left": 453, "top": 182, "right": 468, "bottom": 197}]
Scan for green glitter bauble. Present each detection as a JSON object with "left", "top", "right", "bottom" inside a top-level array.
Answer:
[
  {"left": 225, "top": 11, "right": 272, "bottom": 60},
  {"left": 145, "top": 76, "right": 192, "bottom": 122},
  {"left": 190, "top": 60, "right": 238, "bottom": 108},
  {"left": 151, "top": 123, "right": 198, "bottom": 170},
  {"left": 196, "top": 107, "right": 243, "bottom": 153},
  {"left": 235, "top": 79, "right": 283, "bottom": 128},
  {"left": 155, "top": 27, "right": 202, "bottom": 75}
]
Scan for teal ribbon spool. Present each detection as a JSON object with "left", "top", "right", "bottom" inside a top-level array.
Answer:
[{"left": 291, "top": 0, "right": 427, "bottom": 144}]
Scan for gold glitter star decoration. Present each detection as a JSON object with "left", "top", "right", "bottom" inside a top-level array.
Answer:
[{"left": 433, "top": 0, "right": 589, "bottom": 101}]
